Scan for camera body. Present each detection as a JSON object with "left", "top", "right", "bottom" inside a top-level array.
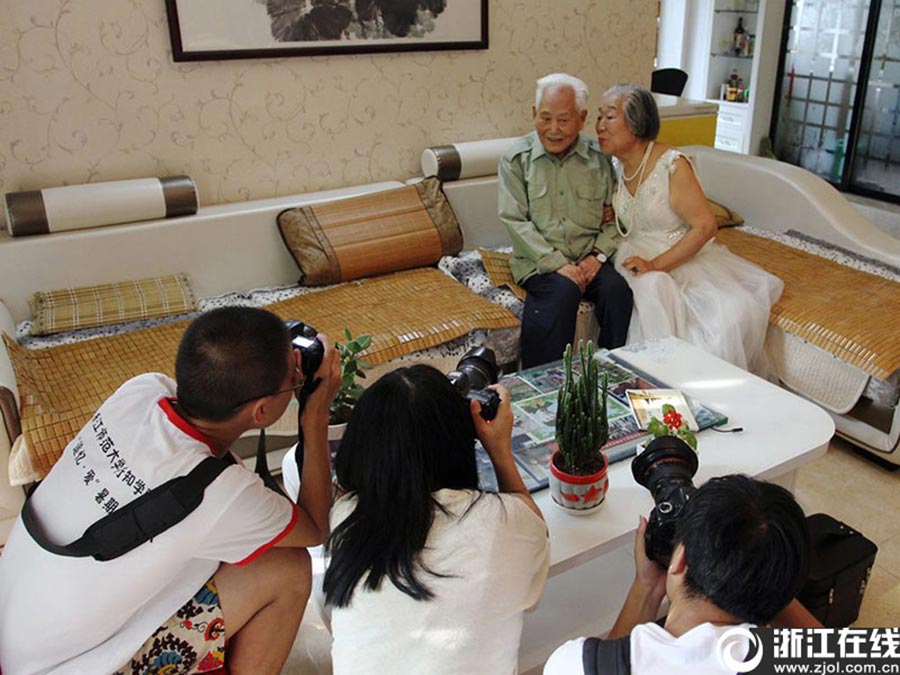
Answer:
[
  {"left": 284, "top": 320, "right": 324, "bottom": 394},
  {"left": 631, "top": 435, "right": 699, "bottom": 566},
  {"left": 281, "top": 326, "right": 501, "bottom": 419},
  {"left": 447, "top": 346, "right": 501, "bottom": 421}
]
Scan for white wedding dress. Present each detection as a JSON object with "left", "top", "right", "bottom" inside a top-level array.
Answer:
[{"left": 613, "top": 148, "right": 783, "bottom": 375}]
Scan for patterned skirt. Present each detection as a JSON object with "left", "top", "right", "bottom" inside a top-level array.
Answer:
[{"left": 114, "top": 577, "right": 226, "bottom": 675}]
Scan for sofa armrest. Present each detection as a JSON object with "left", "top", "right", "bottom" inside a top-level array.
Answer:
[
  {"left": 682, "top": 145, "right": 900, "bottom": 266},
  {"left": 0, "top": 300, "right": 17, "bottom": 404},
  {"left": 0, "top": 300, "right": 25, "bottom": 545}
]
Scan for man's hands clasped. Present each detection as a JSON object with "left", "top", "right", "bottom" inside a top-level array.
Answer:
[{"left": 557, "top": 254, "right": 603, "bottom": 292}]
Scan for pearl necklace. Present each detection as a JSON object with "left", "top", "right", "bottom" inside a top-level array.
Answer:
[
  {"left": 622, "top": 141, "right": 655, "bottom": 181},
  {"left": 615, "top": 141, "right": 655, "bottom": 237}
]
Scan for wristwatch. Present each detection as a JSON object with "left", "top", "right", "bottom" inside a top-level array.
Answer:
[{"left": 592, "top": 248, "right": 607, "bottom": 264}]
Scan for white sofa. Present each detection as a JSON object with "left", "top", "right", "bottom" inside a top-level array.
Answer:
[
  {"left": 0, "top": 179, "right": 399, "bottom": 543},
  {"left": 683, "top": 146, "right": 900, "bottom": 463},
  {"left": 2, "top": 144, "right": 899, "bottom": 544},
  {"left": 0, "top": 173, "right": 520, "bottom": 543},
  {"left": 427, "top": 142, "right": 900, "bottom": 465}
]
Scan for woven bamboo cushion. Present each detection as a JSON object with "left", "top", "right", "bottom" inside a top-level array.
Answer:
[
  {"left": 718, "top": 228, "right": 900, "bottom": 380},
  {"left": 5, "top": 267, "right": 519, "bottom": 478},
  {"left": 479, "top": 248, "right": 526, "bottom": 300},
  {"left": 278, "top": 177, "right": 463, "bottom": 285},
  {"left": 29, "top": 274, "right": 197, "bottom": 336}
]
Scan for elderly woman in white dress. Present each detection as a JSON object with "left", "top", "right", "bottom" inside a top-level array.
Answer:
[{"left": 596, "top": 84, "right": 782, "bottom": 375}]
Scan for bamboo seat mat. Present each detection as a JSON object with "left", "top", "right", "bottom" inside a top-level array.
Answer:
[
  {"left": 717, "top": 228, "right": 900, "bottom": 381},
  {"left": 5, "top": 267, "right": 519, "bottom": 478}
]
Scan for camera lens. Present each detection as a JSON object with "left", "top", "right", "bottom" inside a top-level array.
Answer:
[
  {"left": 631, "top": 435, "right": 699, "bottom": 565},
  {"left": 632, "top": 435, "right": 698, "bottom": 500},
  {"left": 446, "top": 347, "right": 501, "bottom": 421},
  {"left": 448, "top": 346, "right": 498, "bottom": 395}
]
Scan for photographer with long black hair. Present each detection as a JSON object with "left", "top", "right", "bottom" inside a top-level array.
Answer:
[{"left": 322, "top": 364, "right": 549, "bottom": 674}]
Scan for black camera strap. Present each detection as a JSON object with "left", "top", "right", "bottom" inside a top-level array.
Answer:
[
  {"left": 254, "top": 377, "right": 320, "bottom": 499},
  {"left": 582, "top": 636, "right": 631, "bottom": 675},
  {"left": 255, "top": 390, "right": 304, "bottom": 500},
  {"left": 24, "top": 376, "right": 322, "bottom": 562},
  {"left": 254, "top": 428, "right": 287, "bottom": 498},
  {"left": 21, "top": 453, "right": 237, "bottom": 562}
]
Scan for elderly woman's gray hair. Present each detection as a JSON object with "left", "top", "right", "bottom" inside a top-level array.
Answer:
[
  {"left": 603, "top": 84, "right": 661, "bottom": 141},
  {"left": 535, "top": 73, "right": 589, "bottom": 112}
]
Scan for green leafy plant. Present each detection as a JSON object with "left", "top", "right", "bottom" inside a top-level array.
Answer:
[
  {"left": 330, "top": 329, "right": 372, "bottom": 425},
  {"left": 647, "top": 404, "right": 698, "bottom": 451},
  {"left": 555, "top": 340, "right": 609, "bottom": 475}
]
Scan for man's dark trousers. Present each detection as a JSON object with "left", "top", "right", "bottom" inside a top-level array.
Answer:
[{"left": 520, "top": 263, "right": 633, "bottom": 368}]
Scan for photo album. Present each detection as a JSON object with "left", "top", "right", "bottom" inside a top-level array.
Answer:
[{"left": 475, "top": 351, "right": 727, "bottom": 493}]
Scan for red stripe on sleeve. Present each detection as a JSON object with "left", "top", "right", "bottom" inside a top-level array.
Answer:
[{"left": 234, "top": 504, "right": 301, "bottom": 566}]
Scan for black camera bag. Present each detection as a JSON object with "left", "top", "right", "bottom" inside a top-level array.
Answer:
[{"left": 798, "top": 513, "right": 877, "bottom": 627}]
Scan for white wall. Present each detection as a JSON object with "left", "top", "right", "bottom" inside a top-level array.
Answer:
[
  {"left": 682, "top": 0, "right": 714, "bottom": 101},
  {"left": 656, "top": 1, "right": 687, "bottom": 68},
  {"left": 748, "top": 0, "right": 787, "bottom": 155}
]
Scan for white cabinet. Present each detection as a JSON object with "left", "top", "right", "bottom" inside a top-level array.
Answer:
[
  {"left": 657, "top": 0, "right": 787, "bottom": 156},
  {"left": 714, "top": 100, "right": 749, "bottom": 152}
]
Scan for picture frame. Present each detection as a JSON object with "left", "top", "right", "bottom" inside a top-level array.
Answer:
[{"left": 165, "top": 0, "right": 489, "bottom": 62}]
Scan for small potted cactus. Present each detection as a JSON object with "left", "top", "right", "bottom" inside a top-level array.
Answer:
[{"left": 550, "top": 340, "right": 610, "bottom": 512}]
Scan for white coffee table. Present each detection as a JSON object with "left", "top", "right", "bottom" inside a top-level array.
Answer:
[{"left": 518, "top": 336, "right": 835, "bottom": 672}]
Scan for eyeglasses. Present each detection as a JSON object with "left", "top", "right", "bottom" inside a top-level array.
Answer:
[{"left": 231, "top": 364, "right": 303, "bottom": 411}]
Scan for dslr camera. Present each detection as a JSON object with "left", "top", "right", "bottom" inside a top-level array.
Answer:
[
  {"left": 447, "top": 347, "right": 501, "bottom": 421},
  {"left": 285, "top": 320, "right": 325, "bottom": 395},
  {"left": 631, "top": 435, "right": 699, "bottom": 566}
]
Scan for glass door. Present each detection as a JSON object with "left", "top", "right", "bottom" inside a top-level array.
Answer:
[
  {"left": 848, "top": 0, "right": 900, "bottom": 200},
  {"left": 771, "top": 0, "right": 899, "bottom": 204}
]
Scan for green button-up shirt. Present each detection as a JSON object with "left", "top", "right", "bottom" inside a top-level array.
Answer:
[{"left": 498, "top": 131, "right": 618, "bottom": 284}]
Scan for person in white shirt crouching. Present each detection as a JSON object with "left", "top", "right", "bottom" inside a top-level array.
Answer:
[
  {"left": 323, "top": 364, "right": 550, "bottom": 675},
  {"left": 545, "top": 474, "right": 819, "bottom": 675}
]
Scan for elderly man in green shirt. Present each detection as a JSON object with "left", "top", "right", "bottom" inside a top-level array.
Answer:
[{"left": 499, "top": 73, "right": 633, "bottom": 368}]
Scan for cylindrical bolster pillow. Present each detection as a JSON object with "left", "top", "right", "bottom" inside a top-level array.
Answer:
[
  {"left": 421, "top": 137, "right": 521, "bottom": 182},
  {"left": 4, "top": 176, "right": 198, "bottom": 237}
]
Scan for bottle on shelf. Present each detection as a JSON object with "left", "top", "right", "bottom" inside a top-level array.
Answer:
[
  {"left": 736, "top": 78, "right": 745, "bottom": 102},
  {"left": 747, "top": 33, "right": 756, "bottom": 56},
  {"left": 725, "top": 69, "right": 739, "bottom": 101},
  {"left": 734, "top": 17, "right": 747, "bottom": 56}
]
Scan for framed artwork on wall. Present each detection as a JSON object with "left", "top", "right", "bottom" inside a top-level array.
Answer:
[{"left": 165, "top": 0, "right": 489, "bottom": 61}]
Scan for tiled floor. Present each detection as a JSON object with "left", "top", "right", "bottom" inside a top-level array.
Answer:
[{"left": 283, "top": 436, "right": 900, "bottom": 673}]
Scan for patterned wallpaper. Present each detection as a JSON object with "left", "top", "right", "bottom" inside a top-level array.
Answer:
[{"left": 0, "top": 1, "right": 656, "bottom": 214}]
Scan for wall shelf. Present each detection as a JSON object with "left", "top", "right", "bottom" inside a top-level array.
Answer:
[{"left": 658, "top": 0, "right": 784, "bottom": 155}]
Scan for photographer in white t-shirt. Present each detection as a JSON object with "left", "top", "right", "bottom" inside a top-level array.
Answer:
[
  {"left": 545, "top": 474, "right": 821, "bottom": 675},
  {"left": 0, "top": 307, "right": 341, "bottom": 675}
]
